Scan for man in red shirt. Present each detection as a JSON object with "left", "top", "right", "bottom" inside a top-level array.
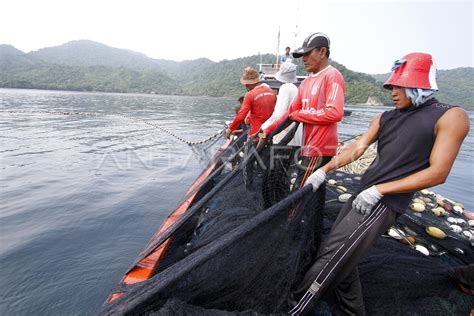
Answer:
[
  {"left": 225, "top": 67, "right": 277, "bottom": 138},
  {"left": 225, "top": 67, "right": 277, "bottom": 187},
  {"left": 262, "top": 32, "right": 345, "bottom": 189}
]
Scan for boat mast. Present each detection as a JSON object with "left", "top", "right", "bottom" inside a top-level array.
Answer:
[
  {"left": 276, "top": 25, "right": 280, "bottom": 65},
  {"left": 293, "top": 0, "right": 300, "bottom": 48}
]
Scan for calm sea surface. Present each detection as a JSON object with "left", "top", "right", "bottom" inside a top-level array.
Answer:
[{"left": 0, "top": 88, "right": 473, "bottom": 315}]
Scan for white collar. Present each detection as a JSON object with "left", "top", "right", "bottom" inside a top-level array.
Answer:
[{"left": 309, "top": 65, "right": 332, "bottom": 77}]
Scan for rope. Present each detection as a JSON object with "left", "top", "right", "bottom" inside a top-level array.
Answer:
[
  {"left": 0, "top": 110, "right": 224, "bottom": 146},
  {"left": 135, "top": 118, "right": 224, "bottom": 146},
  {"left": 336, "top": 142, "right": 377, "bottom": 174},
  {"left": 338, "top": 134, "right": 362, "bottom": 144}
]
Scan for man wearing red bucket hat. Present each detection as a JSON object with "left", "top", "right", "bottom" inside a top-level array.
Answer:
[{"left": 289, "top": 52, "right": 470, "bottom": 315}]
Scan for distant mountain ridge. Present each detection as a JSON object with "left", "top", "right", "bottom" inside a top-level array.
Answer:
[
  {"left": 0, "top": 44, "right": 41, "bottom": 67},
  {"left": 0, "top": 40, "right": 472, "bottom": 107},
  {"left": 29, "top": 40, "right": 163, "bottom": 70}
]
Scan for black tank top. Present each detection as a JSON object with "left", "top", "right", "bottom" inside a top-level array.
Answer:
[{"left": 358, "top": 98, "right": 456, "bottom": 213}]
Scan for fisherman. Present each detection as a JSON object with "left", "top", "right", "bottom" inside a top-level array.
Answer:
[
  {"left": 261, "top": 32, "right": 345, "bottom": 191},
  {"left": 226, "top": 67, "right": 277, "bottom": 187},
  {"left": 235, "top": 96, "right": 245, "bottom": 114},
  {"left": 290, "top": 52, "right": 470, "bottom": 315},
  {"left": 225, "top": 67, "right": 276, "bottom": 139},
  {"left": 280, "top": 46, "right": 292, "bottom": 63},
  {"left": 261, "top": 60, "right": 301, "bottom": 146}
]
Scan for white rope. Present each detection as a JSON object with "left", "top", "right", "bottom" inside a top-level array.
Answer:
[{"left": 336, "top": 142, "right": 377, "bottom": 174}]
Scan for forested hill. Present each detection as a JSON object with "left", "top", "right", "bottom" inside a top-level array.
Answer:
[
  {"left": 0, "top": 40, "right": 471, "bottom": 106},
  {"left": 372, "top": 68, "right": 473, "bottom": 107}
]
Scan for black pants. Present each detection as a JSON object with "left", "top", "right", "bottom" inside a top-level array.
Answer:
[{"left": 289, "top": 197, "right": 399, "bottom": 316}]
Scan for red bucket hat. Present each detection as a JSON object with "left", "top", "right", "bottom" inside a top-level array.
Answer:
[{"left": 383, "top": 52, "right": 438, "bottom": 90}]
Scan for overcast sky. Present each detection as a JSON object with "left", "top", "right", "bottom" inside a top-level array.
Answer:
[{"left": 1, "top": 0, "right": 472, "bottom": 74}]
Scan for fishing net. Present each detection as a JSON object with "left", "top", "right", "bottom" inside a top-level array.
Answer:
[
  {"left": 261, "top": 145, "right": 298, "bottom": 209},
  {"left": 101, "top": 135, "right": 473, "bottom": 315},
  {"left": 103, "top": 173, "right": 324, "bottom": 315},
  {"left": 325, "top": 172, "right": 474, "bottom": 264},
  {"left": 321, "top": 172, "right": 474, "bottom": 315},
  {"left": 101, "top": 124, "right": 327, "bottom": 315}
]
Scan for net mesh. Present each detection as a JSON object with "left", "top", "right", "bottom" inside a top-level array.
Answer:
[
  {"left": 320, "top": 171, "right": 474, "bottom": 315},
  {"left": 101, "top": 137, "right": 473, "bottom": 315},
  {"left": 101, "top": 137, "right": 326, "bottom": 315}
]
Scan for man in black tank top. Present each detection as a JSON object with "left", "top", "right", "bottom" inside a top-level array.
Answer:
[{"left": 288, "top": 53, "right": 470, "bottom": 316}]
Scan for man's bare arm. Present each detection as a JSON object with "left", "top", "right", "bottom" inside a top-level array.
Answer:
[{"left": 376, "top": 107, "right": 469, "bottom": 195}]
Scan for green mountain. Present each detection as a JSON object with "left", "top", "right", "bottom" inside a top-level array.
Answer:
[
  {"left": 0, "top": 40, "right": 470, "bottom": 106},
  {"left": 0, "top": 42, "right": 179, "bottom": 94},
  {"left": 0, "top": 41, "right": 275, "bottom": 98},
  {"left": 331, "top": 61, "right": 391, "bottom": 105},
  {"left": 28, "top": 40, "right": 163, "bottom": 71},
  {"left": 0, "top": 44, "right": 40, "bottom": 67},
  {"left": 372, "top": 68, "right": 473, "bottom": 107},
  {"left": 0, "top": 64, "right": 179, "bottom": 94}
]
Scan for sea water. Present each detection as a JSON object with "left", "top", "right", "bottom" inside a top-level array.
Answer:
[{"left": 0, "top": 88, "right": 472, "bottom": 315}]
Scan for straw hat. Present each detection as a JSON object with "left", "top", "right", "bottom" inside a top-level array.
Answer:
[
  {"left": 275, "top": 61, "right": 297, "bottom": 84},
  {"left": 240, "top": 67, "right": 260, "bottom": 85}
]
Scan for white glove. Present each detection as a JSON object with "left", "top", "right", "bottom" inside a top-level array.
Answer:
[
  {"left": 352, "top": 185, "right": 383, "bottom": 215},
  {"left": 304, "top": 169, "right": 326, "bottom": 192}
]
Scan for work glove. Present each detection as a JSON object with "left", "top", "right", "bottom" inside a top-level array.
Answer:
[
  {"left": 304, "top": 169, "right": 326, "bottom": 192},
  {"left": 352, "top": 185, "right": 383, "bottom": 215}
]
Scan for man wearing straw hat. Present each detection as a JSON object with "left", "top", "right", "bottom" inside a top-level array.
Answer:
[
  {"left": 226, "top": 67, "right": 277, "bottom": 187},
  {"left": 225, "top": 67, "right": 276, "bottom": 139}
]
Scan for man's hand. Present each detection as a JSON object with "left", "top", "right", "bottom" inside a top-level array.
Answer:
[
  {"left": 244, "top": 115, "right": 250, "bottom": 125},
  {"left": 225, "top": 128, "right": 232, "bottom": 139},
  {"left": 254, "top": 130, "right": 265, "bottom": 147},
  {"left": 352, "top": 185, "right": 383, "bottom": 215},
  {"left": 288, "top": 111, "right": 300, "bottom": 121},
  {"left": 304, "top": 169, "right": 326, "bottom": 192}
]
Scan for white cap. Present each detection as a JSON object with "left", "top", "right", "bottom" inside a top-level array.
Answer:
[{"left": 275, "top": 61, "right": 297, "bottom": 84}]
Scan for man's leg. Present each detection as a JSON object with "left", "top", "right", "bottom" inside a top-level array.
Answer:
[
  {"left": 333, "top": 267, "right": 365, "bottom": 316},
  {"left": 289, "top": 199, "right": 398, "bottom": 315}
]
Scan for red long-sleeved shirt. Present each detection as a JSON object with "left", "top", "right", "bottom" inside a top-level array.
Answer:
[
  {"left": 229, "top": 84, "right": 277, "bottom": 136},
  {"left": 264, "top": 65, "right": 345, "bottom": 156}
]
